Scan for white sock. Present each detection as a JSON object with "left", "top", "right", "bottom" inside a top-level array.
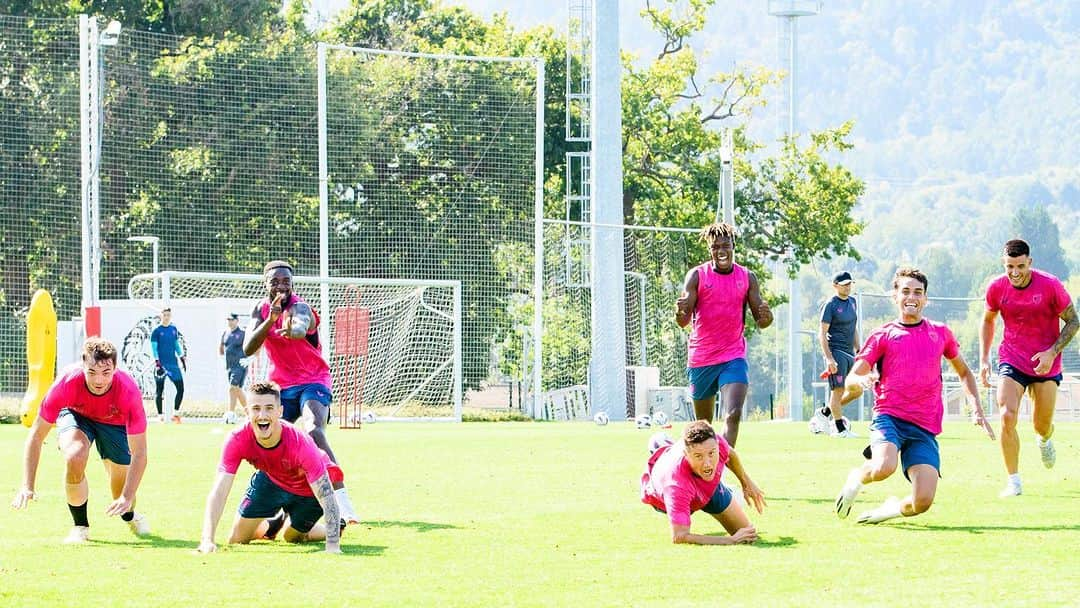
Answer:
[
  {"left": 1008, "top": 473, "right": 1021, "bottom": 486},
  {"left": 879, "top": 498, "right": 903, "bottom": 519}
]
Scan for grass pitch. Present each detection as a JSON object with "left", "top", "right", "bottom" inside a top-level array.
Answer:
[{"left": 0, "top": 420, "right": 1076, "bottom": 607}]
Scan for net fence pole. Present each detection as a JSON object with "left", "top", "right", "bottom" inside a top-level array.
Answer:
[
  {"left": 532, "top": 58, "right": 546, "bottom": 418},
  {"left": 317, "top": 42, "right": 331, "bottom": 352}
]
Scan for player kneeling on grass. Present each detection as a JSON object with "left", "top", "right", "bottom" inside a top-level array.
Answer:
[
  {"left": 640, "top": 420, "right": 766, "bottom": 545},
  {"left": 834, "top": 268, "right": 994, "bottom": 525},
  {"left": 198, "top": 381, "right": 342, "bottom": 554},
  {"left": 10, "top": 338, "right": 150, "bottom": 544}
]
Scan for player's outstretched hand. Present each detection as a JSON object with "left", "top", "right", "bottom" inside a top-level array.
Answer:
[
  {"left": 742, "top": 481, "right": 767, "bottom": 514},
  {"left": 978, "top": 364, "right": 992, "bottom": 388},
  {"left": 11, "top": 488, "right": 35, "bottom": 510},
  {"left": 197, "top": 540, "right": 217, "bottom": 554},
  {"left": 975, "top": 411, "right": 996, "bottom": 441},
  {"left": 105, "top": 495, "right": 134, "bottom": 517},
  {"left": 730, "top": 525, "right": 758, "bottom": 544}
]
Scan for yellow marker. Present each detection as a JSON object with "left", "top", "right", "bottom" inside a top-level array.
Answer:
[{"left": 20, "top": 289, "right": 57, "bottom": 427}]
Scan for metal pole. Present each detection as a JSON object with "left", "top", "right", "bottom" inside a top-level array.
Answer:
[
  {"left": 152, "top": 240, "right": 160, "bottom": 301},
  {"left": 79, "top": 15, "right": 92, "bottom": 313},
  {"left": 316, "top": 43, "right": 331, "bottom": 353},
  {"left": 532, "top": 59, "right": 546, "bottom": 418}
]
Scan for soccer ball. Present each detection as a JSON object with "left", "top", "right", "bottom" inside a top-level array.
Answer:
[
  {"left": 222, "top": 411, "right": 238, "bottom": 425},
  {"left": 652, "top": 411, "right": 669, "bottom": 427},
  {"left": 635, "top": 414, "right": 652, "bottom": 429},
  {"left": 361, "top": 411, "right": 377, "bottom": 424},
  {"left": 808, "top": 414, "right": 831, "bottom": 435},
  {"left": 593, "top": 411, "right": 609, "bottom": 426}
]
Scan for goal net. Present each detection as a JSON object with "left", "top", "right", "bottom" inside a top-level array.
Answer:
[{"left": 127, "top": 271, "right": 461, "bottom": 423}]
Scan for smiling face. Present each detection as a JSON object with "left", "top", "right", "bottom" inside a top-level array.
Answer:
[
  {"left": 1003, "top": 254, "right": 1033, "bottom": 288},
  {"left": 893, "top": 275, "right": 928, "bottom": 323},
  {"left": 245, "top": 393, "right": 283, "bottom": 444},
  {"left": 685, "top": 437, "right": 721, "bottom": 481},
  {"left": 265, "top": 267, "right": 294, "bottom": 305},
  {"left": 82, "top": 358, "right": 116, "bottom": 396},
  {"left": 708, "top": 236, "right": 735, "bottom": 273}
]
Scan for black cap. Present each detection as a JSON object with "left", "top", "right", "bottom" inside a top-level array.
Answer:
[
  {"left": 226, "top": 313, "right": 239, "bottom": 320},
  {"left": 833, "top": 271, "right": 853, "bottom": 285}
]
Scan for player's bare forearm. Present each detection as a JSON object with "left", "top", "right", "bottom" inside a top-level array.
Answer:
[
  {"left": 672, "top": 524, "right": 757, "bottom": 545},
  {"left": 200, "top": 474, "right": 234, "bottom": 550},
  {"left": 311, "top": 472, "right": 341, "bottom": 551},
  {"left": 978, "top": 311, "right": 997, "bottom": 366},
  {"left": 243, "top": 308, "right": 273, "bottom": 355},
  {"left": 21, "top": 420, "right": 50, "bottom": 494},
  {"left": 1050, "top": 304, "right": 1079, "bottom": 355}
]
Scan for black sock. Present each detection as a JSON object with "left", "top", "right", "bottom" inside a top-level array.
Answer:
[
  {"left": 121, "top": 511, "right": 135, "bottom": 522},
  {"left": 264, "top": 512, "right": 287, "bottom": 539},
  {"left": 835, "top": 419, "right": 847, "bottom": 433},
  {"left": 69, "top": 501, "right": 89, "bottom": 527},
  {"left": 820, "top": 406, "right": 831, "bottom": 417}
]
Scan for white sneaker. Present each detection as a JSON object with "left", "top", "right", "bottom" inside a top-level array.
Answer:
[
  {"left": 809, "top": 408, "right": 831, "bottom": 435},
  {"left": 857, "top": 496, "right": 903, "bottom": 524},
  {"left": 833, "top": 428, "right": 858, "bottom": 439},
  {"left": 999, "top": 480, "right": 1022, "bottom": 498},
  {"left": 127, "top": 512, "right": 151, "bottom": 537},
  {"left": 648, "top": 432, "right": 673, "bottom": 455},
  {"left": 835, "top": 467, "right": 863, "bottom": 519},
  {"left": 63, "top": 525, "right": 90, "bottom": 544},
  {"left": 335, "top": 488, "right": 361, "bottom": 524},
  {"left": 1038, "top": 437, "right": 1056, "bottom": 469}
]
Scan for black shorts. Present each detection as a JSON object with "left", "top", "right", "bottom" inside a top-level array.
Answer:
[
  {"left": 998, "top": 363, "right": 1062, "bottom": 388},
  {"left": 227, "top": 365, "right": 247, "bottom": 387},
  {"left": 827, "top": 349, "right": 855, "bottom": 390}
]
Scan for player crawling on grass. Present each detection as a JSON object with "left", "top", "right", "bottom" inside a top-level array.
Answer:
[
  {"left": 10, "top": 338, "right": 151, "bottom": 544},
  {"left": 197, "top": 381, "right": 342, "bottom": 554},
  {"left": 640, "top": 420, "right": 766, "bottom": 545},
  {"left": 835, "top": 268, "right": 994, "bottom": 525}
]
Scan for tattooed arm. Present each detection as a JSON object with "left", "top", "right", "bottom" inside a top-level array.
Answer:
[{"left": 309, "top": 470, "right": 341, "bottom": 554}]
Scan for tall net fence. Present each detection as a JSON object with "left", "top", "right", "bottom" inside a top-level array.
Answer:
[{"left": 0, "top": 16, "right": 82, "bottom": 392}]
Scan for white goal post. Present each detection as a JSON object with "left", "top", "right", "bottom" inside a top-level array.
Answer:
[{"left": 127, "top": 271, "right": 462, "bottom": 423}]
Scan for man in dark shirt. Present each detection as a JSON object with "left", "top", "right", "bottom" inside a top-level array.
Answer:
[
  {"left": 813, "top": 272, "right": 860, "bottom": 437},
  {"left": 219, "top": 314, "right": 248, "bottom": 417}
]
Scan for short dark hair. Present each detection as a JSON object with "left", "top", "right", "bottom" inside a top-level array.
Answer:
[
  {"left": 263, "top": 260, "right": 294, "bottom": 275},
  {"left": 82, "top": 338, "right": 118, "bottom": 366},
  {"left": 700, "top": 222, "right": 737, "bottom": 247},
  {"left": 1003, "top": 239, "right": 1030, "bottom": 258},
  {"left": 683, "top": 420, "right": 717, "bottom": 447},
  {"left": 892, "top": 267, "right": 928, "bottom": 291},
  {"left": 161, "top": 307, "right": 171, "bottom": 313},
  {"left": 247, "top": 381, "right": 281, "bottom": 402}
]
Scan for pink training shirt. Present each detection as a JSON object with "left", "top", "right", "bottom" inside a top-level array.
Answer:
[
  {"left": 985, "top": 269, "right": 1072, "bottom": 377},
  {"left": 640, "top": 434, "right": 732, "bottom": 527},
  {"left": 857, "top": 319, "right": 959, "bottom": 435},
  {"left": 218, "top": 421, "right": 340, "bottom": 497},
  {"left": 259, "top": 294, "right": 332, "bottom": 389},
  {"left": 38, "top": 364, "right": 147, "bottom": 434},
  {"left": 688, "top": 262, "right": 749, "bottom": 367}
]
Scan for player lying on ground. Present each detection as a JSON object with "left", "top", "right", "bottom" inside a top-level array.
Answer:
[
  {"left": 10, "top": 338, "right": 151, "bottom": 543},
  {"left": 640, "top": 420, "right": 766, "bottom": 545},
  {"left": 197, "top": 381, "right": 342, "bottom": 554}
]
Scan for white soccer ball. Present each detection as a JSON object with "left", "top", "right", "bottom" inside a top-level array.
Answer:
[
  {"left": 652, "top": 411, "right": 669, "bottom": 427},
  {"left": 361, "top": 411, "right": 377, "bottom": 424},
  {"left": 593, "top": 411, "right": 610, "bottom": 426},
  {"left": 635, "top": 414, "right": 652, "bottom": 429},
  {"left": 223, "top": 411, "right": 238, "bottom": 425},
  {"left": 808, "top": 415, "right": 830, "bottom": 435}
]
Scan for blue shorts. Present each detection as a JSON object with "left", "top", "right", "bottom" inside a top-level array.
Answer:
[
  {"left": 227, "top": 365, "right": 247, "bottom": 387},
  {"left": 55, "top": 409, "right": 132, "bottom": 465},
  {"left": 827, "top": 349, "right": 855, "bottom": 390},
  {"left": 998, "top": 363, "right": 1062, "bottom": 388},
  {"left": 238, "top": 471, "right": 323, "bottom": 534},
  {"left": 700, "top": 482, "right": 734, "bottom": 515},
  {"left": 280, "top": 383, "right": 333, "bottom": 423},
  {"left": 688, "top": 359, "right": 749, "bottom": 400},
  {"left": 868, "top": 414, "right": 940, "bottom": 480}
]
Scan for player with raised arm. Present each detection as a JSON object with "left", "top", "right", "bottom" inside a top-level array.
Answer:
[
  {"left": 980, "top": 239, "right": 1079, "bottom": 497},
  {"left": 243, "top": 260, "right": 359, "bottom": 524},
  {"left": 197, "top": 381, "right": 341, "bottom": 554},
  {"left": 10, "top": 338, "right": 151, "bottom": 543},
  {"left": 641, "top": 420, "right": 766, "bottom": 545},
  {"left": 675, "top": 223, "right": 773, "bottom": 447},
  {"left": 834, "top": 268, "right": 994, "bottom": 525}
]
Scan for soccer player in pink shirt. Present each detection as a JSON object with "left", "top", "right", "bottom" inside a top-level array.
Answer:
[
  {"left": 10, "top": 338, "right": 151, "bottom": 544},
  {"left": 834, "top": 268, "right": 993, "bottom": 524},
  {"left": 640, "top": 420, "right": 766, "bottom": 544},
  {"left": 675, "top": 223, "right": 772, "bottom": 447},
  {"left": 979, "top": 239, "right": 1078, "bottom": 497},
  {"left": 197, "top": 381, "right": 342, "bottom": 554},
  {"left": 243, "top": 260, "right": 359, "bottom": 524}
]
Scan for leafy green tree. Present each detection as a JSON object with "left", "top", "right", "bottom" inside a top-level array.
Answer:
[{"left": 1011, "top": 204, "right": 1069, "bottom": 280}]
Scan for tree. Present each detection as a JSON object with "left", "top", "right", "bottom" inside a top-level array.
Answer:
[{"left": 1011, "top": 204, "right": 1069, "bottom": 280}]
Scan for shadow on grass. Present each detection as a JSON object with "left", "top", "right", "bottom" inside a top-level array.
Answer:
[
  {"left": 754, "top": 535, "right": 798, "bottom": 548},
  {"left": 364, "top": 520, "right": 459, "bottom": 532},
  {"left": 891, "top": 523, "right": 1080, "bottom": 534}
]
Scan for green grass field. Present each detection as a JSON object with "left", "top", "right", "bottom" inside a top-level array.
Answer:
[{"left": 1, "top": 419, "right": 1077, "bottom": 607}]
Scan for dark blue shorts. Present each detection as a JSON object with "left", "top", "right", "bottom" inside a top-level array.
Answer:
[
  {"left": 280, "top": 383, "right": 333, "bottom": 423},
  {"left": 868, "top": 414, "right": 940, "bottom": 480},
  {"left": 227, "top": 365, "right": 247, "bottom": 388},
  {"left": 688, "top": 358, "right": 749, "bottom": 400},
  {"left": 998, "top": 363, "right": 1062, "bottom": 388},
  {"left": 700, "top": 482, "right": 734, "bottom": 515},
  {"left": 238, "top": 471, "right": 323, "bottom": 534},
  {"left": 827, "top": 349, "right": 855, "bottom": 390},
  {"left": 55, "top": 409, "right": 132, "bottom": 465}
]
